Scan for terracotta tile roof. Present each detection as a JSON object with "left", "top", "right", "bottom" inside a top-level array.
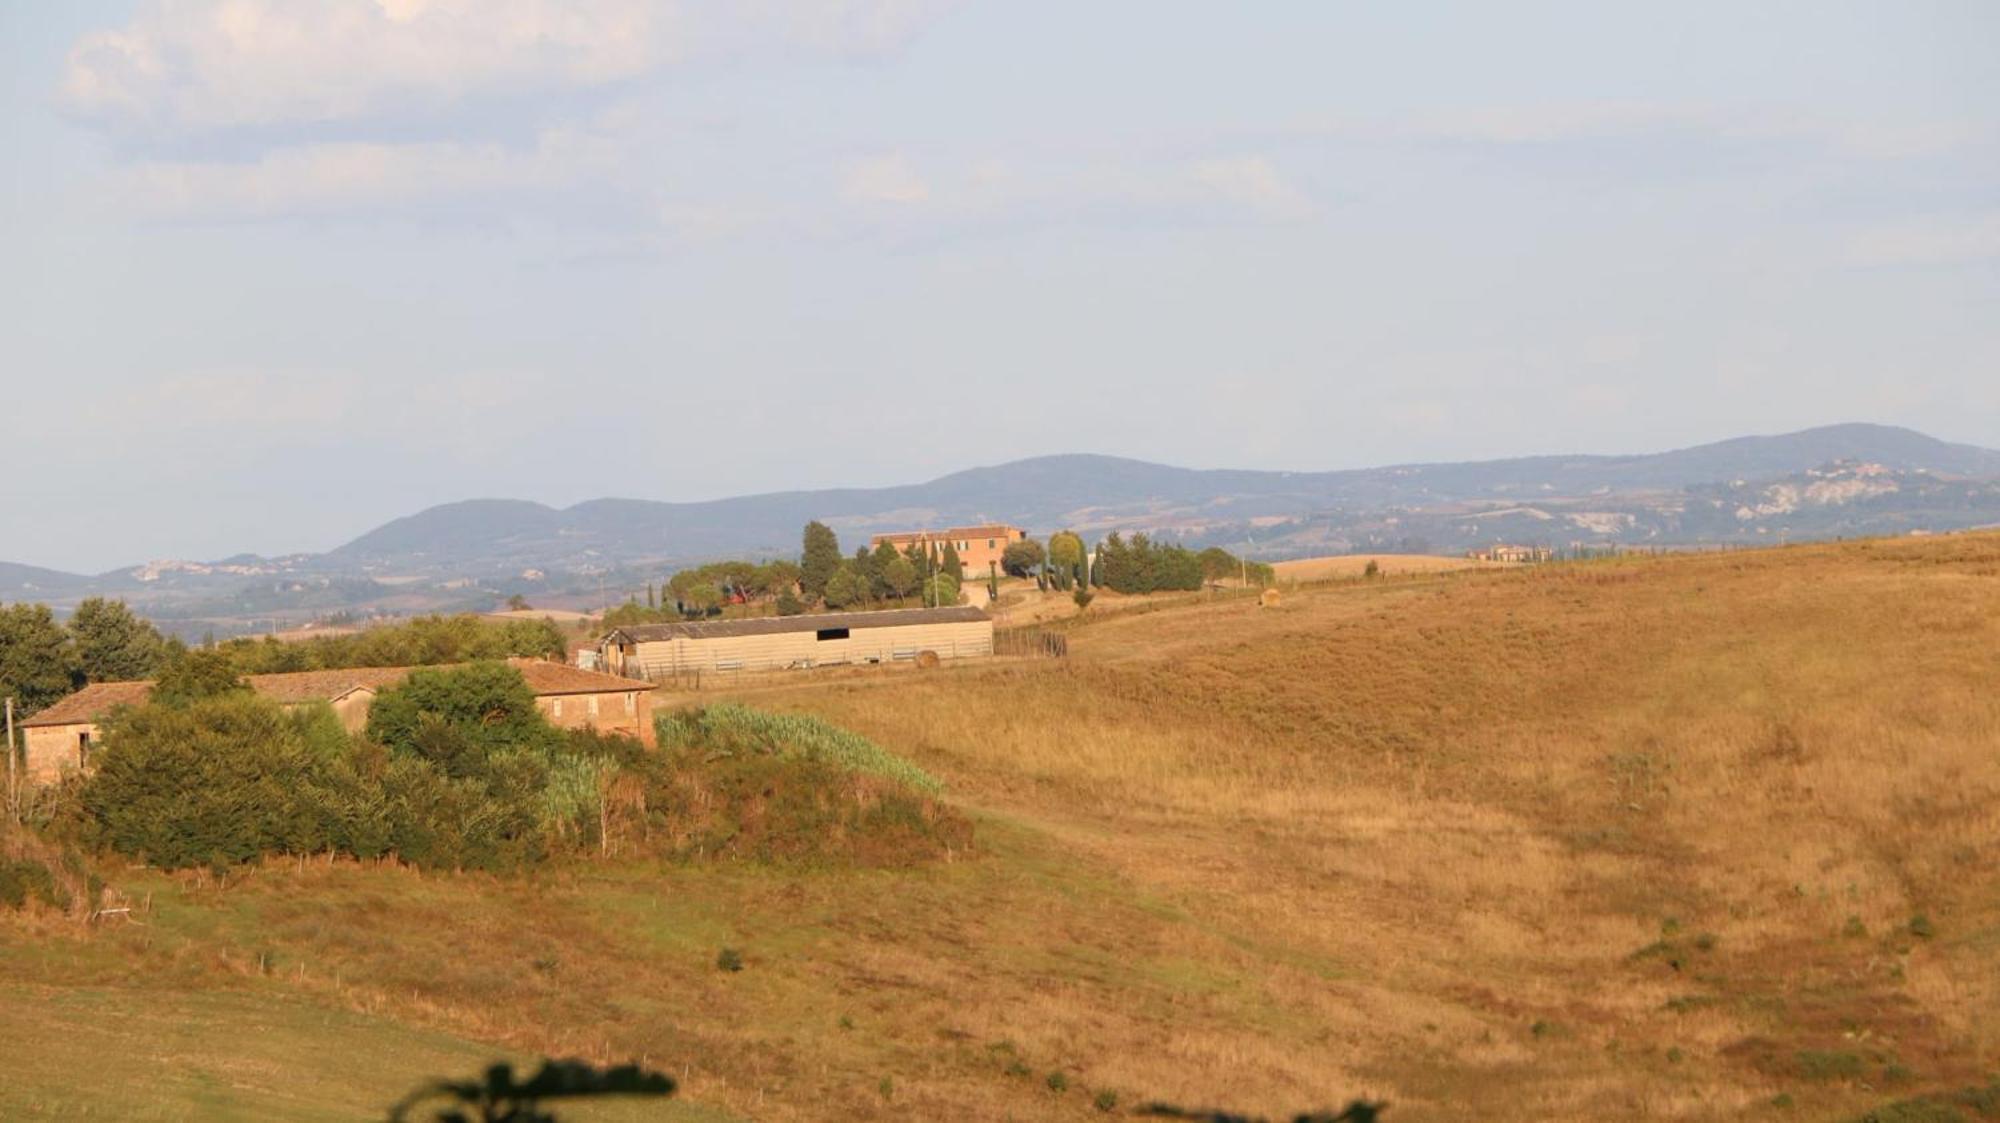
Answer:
[
  {"left": 243, "top": 667, "right": 412, "bottom": 703},
  {"left": 871, "top": 525, "right": 1023, "bottom": 540},
  {"left": 19, "top": 681, "right": 154, "bottom": 727},
  {"left": 505, "top": 658, "right": 653, "bottom": 696},
  {"left": 605, "top": 605, "right": 989, "bottom": 643},
  {"left": 19, "top": 661, "right": 651, "bottom": 727}
]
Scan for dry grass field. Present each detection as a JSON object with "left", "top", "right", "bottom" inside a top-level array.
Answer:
[
  {"left": 5, "top": 533, "right": 1998, "bottom": 1120},
  {"left": 1270, "top": 552, "right": 1497, "bottom": 581}
]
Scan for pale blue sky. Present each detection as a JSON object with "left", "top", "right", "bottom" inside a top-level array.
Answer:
[{"left": 2, "top": 1, "right": 1996, "bottom": 572}]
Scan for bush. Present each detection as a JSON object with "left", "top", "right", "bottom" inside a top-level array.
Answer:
[
  {"left": 80, "top": 694, "right": 340, "bottom": 868},
  {"left": 0, "top": 856, "right": 62, "bottom": 911},
  {"left": 716, "top": 947, "right": 744, "bottom": 973},
  {"left": 1795, "top": 1049, "right": 1866, "bottom": 1083},
  {"left": 1046, "top": 1072, "right": 1068, "bottom": 1093},
  {"left": 659, "top": 704, "right": 942, "bottom": 793},
  {"left": 76, "top": 674, "right": 622, "bottom": 874},
  {"left": 1095, "top": 1089, "right": 1119, "bottom": 1112},
  {"left": 645, "top": 704, "right": 968, "bottom": 866}
]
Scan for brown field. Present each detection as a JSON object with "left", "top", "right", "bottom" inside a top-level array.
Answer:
[
  {"left": 1271, "top": 552, "right": 1496, "bottom": 581},
  {"left": 5, "top": 533, "right": 1998, "bottom": 1120}
]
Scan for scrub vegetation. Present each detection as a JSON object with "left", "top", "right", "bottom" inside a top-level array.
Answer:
[{"left": 3, "top": 532, "right": 1997, "bottom": 1120}]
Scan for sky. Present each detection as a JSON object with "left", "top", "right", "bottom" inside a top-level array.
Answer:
[{"left": 2, "top": 1, "right": 1996, "bottom": 573}]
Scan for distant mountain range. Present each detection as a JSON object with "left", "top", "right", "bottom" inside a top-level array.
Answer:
[{"left": 7, "top": 423, "right": 2000, "bottom": 636}]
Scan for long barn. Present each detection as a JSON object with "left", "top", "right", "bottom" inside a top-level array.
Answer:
[{"left": 601, "top": 606, "right": 992, "bottom": 678}]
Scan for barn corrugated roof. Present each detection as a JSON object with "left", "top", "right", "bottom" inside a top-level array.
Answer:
[{"left": 607, "top": 605, "right": 989, "bottom": 643}]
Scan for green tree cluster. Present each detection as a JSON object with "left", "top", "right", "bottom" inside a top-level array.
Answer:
[
  {"left": 1000, "top": 538, "right": 1046, "bottom": 579},
  {"left": 1195, "top": 546, "right": 1276, "bottom": 587},
  {"left": 1090, "top": 533, "right": 1205, "bottom": 594},
  {"left": 74, "top": 665, "right": 624, "bottom": 872},
  {"left": 1047, "top": 532, "right": 1086, "bottom": 590},
  {"left": 205, "top": 614, "right": 566, "bottom": 676},
  {"left": 601, "top": 520, "right": 981, "bottom": 624},
  {"left": 64, "top": 667, "right": 961, "bottom": 875},
  {"left": 2, "top": 598, "right": 178, "bottom": 734}
]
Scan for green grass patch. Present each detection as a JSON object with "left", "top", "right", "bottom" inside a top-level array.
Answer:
[{"left": 657, "top": 703, "right": 943, "bottom": 793}]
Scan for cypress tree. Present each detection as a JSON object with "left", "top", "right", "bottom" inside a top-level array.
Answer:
[{"left": 800, "top": 521, "right": 842, "bottom": 603}]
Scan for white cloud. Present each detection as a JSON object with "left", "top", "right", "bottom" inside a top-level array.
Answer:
[
  {"left": 62, "top": 0, "right": 954, "bottom": 132},
  {"left": 106, "top": 123, "right": 622, "bottom": 218},
  {"left": 65, "top": 1, "right": 659, "bottom": 130},
  {"left": 1187, "top": 156, "right": 1312, "bottom": 221},
  {"left": 843, "top": 153, "right": 930, "bottom": 204}
]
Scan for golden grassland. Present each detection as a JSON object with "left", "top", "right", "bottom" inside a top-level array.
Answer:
[
  {"left": 5, "top": 533, "right": 1999, "bottom": 1120},
  {"left": 1269, "top": 552, "right": 1497, "bottom": 581}
]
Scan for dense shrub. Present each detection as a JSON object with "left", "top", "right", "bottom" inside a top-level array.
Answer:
[
  {"left": 366, "top": 661, "right": 557, "bottom": 762},
  {"left": 64, "top": 671, "right": 959, "bottom": 874},
  {"left": 0, "top": 855, "right": 63, "bottom": 911},
  {"left": 80, "top": 694, "right": 341, "bottom": 868},
  {"left": 656, "top": 704, "right": 942, "bottom": 793},
  {"left": 649, "top": 704, "right": 967, "bottom": 864},
  {"left": 75, "top": 666, "right": 605, "bottom": 872}
]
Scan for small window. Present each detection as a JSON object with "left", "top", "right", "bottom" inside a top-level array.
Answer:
[
  {"left": 816, "top": 627, "right": 850, "bottom": 641},
  {"left": 588, "top": 696, "right": 600, "bottom": 717},
  {"left": 988, "top": 538, "right": 996, "bottom": 549},
  {"left": 553, "top": 698, "right": 564, "bottom": 718},
  {"left": 624, "top": 693, "right": 635, "bottom": 714}
]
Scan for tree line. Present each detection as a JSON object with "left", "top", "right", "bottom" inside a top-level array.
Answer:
[
  {"left": 0, "top": 598, "right": 176, "bottom": 719},
  {"left": 605, "top": 522, "right": 1277, "bottom": 626},
  {"left": 1, "top": 600, "right": 568, "bottom": 750},
  {"left": 605, "top": 521, "right": 971, "bottom": 626}
]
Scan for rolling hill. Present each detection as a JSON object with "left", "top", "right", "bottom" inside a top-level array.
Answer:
[
  {"left": 327, "top": 423, "right": 2000, "bottom": 572},
  {"left": 6, "top": 424, "right": 2000, "bottom": 637},
  {"left": 6, "top": 532, "right": 1996, "bottom": 1119}
]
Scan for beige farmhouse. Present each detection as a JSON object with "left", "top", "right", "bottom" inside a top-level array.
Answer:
[
  {"left": 869, "top": 525, "right": 1028, "bottom": 579},
  {"left": 17, "top": 658, "right": 654, "bottom": 785},
  {"left": 601, "top": 606, "right": 992, "bottom": 679}
]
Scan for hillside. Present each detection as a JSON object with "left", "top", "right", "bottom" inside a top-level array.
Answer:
[
  {"left": 0, "top": 560, "right": 94, "bottom": 598},
  {"left": 6, "top": 531, "right": 1996, "bottom": 1120},
  {"left": 324, "top": 423, "right": 2000, "bottom": 573},
  {"left": 7, "top": 424, "right": 2000, "bottom": 640}
]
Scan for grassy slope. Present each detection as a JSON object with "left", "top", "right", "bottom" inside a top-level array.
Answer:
[{"left": 5, "top": 533, "right": 1998, "bottom": 1120}]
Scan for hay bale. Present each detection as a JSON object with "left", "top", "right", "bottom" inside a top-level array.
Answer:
[
  {"left": 1259, "top": 588, "right": 1282, "bottom": 608},
  {"left": 914, "top": 650, "right": 942, "bottom": 669}
]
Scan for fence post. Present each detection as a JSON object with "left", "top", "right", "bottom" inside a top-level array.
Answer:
[{"left": 5, "top": 696, "right": 15, "bottom": 823}]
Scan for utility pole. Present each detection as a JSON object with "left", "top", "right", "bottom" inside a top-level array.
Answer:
[{"left": 5, "top": 697, "right": 16, "bottom": 823}]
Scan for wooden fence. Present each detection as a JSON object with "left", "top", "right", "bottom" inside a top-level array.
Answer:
[{"left": 993, "top": 626, "right": 1068, "bottom": 659}]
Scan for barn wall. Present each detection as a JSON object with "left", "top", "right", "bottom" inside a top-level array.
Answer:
[
  {"left": 22, "top": 723, "right": 95, "bottom": 784},
  {"left": 630, "top": 620, "right": 993, "bottom": 677},
  {"left": 538, "top": 689, "right": 656, "bottom": 747}
]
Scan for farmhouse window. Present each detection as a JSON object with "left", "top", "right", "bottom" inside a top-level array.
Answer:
[
  {"left": 624, "top": 693, "right": 635, "bottom": 714},
  {"left": 816, "top": 627, "right": 851, "bottom": 641},
  {"left": 588, "top": 696, "right": 600, "bottom": 717},
  {"left": 553, "top": 699, "right": 563, "bottom": 718}
]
